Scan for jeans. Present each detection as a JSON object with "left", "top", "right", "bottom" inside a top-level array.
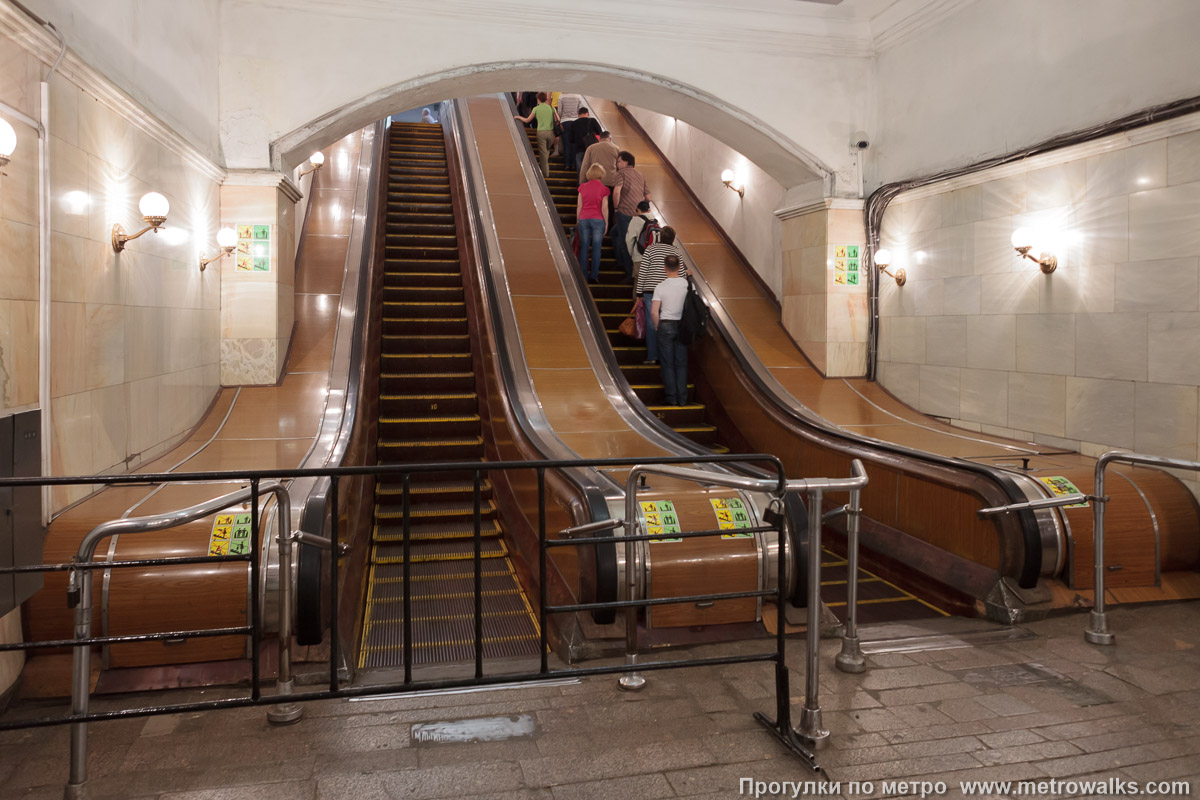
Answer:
[
  {"left": 577, "top": 218, "right": 605, "bottom": 281},
  {"left": 657, "top": 319, "right": 688, "bottom": 405},
  {"left": 561, "top": 120, "right": 575, "bottom": 169},
  {"left": 536, "top": 129, "right": 555, "bottom": 178},
  {"left": 612, "top": 212, "right": 633, "bottom": 277},
  {"left": 640, "top": 294, "right": 658, "bottom": 362}
]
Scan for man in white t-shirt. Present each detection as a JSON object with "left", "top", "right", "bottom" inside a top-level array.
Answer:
[{"left": 650, "top": 254, "right": 689, "bottom": 406}]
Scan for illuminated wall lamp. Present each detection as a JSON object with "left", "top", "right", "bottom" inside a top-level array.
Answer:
[
  {"left": 720, "top": 169, "right": 744, "bottom": 198},
  {"left": 1011, "top": 227, "right": 1057, "bottom": 274},
  {"left": 297, "top": 151, "right": 325, "bottom": 179},
  {"left": 112, "top": 192, "right": 170, "bottom": 252},
  {"left": 0, "top": 117, "right": 16, "bottom": 175},
  {"left": 873, "top": 248, "right": 906, "bottom": 286},
  {"left": 199, "top": 227, "right": 238, "bottom": 272}
]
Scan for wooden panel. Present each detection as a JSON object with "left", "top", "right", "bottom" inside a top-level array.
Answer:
[
  {"left": 686, "top": 244, "right": 764, "bottom": 299},
  {"left": 289, "top": 292, "right": 339, "bottom": 372},
  {"left": 217, "top": 373, "right": 328, "bottom": 440},
  {"left": 511, "top": 297, "right": 590, "bottom": 368},
  {"left": 296, "top": 235, "right": 350, "bottom": 294},
  {"left": 641, "top": 490, "right": 759, "bottom": 628},
  {"left": 305, "top": 188, "right": 356, "bottom": 236},
  {"left": 530, "top": 369, "right": 629, "bottom": 432},
  {"left": 895, "top": 479, "right": 1002, "bottom": 569},
  {"left": 1122, "top": 467, "right": 1200, "bottom": 571},
  {"left": 502, "top": 238, "right": 565, "bottom": 297}
]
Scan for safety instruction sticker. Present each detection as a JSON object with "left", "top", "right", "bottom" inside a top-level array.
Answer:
[
  {"left": 711, "top": 497, "right": 754, "bottom": 539},
  {"left": 833, "top": 244, "right": 861, "bottom": 286},
  {"left": 641, "top": 500, "right": 682, "bottom": 543},
  {"left": 235, "top": 224, "right": 271, "bottom": 272},
  {"left": 1038, "top": 476, "right": 1089, "bottom": 508},
  {"left": 209, "top": 513, "right": 254, "bottom": 556}
]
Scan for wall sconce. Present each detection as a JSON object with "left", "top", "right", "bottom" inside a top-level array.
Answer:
[
  {"left": 199, "top": 227, "right": 238, "bottom": 272},
  {"left": 1011, "top": 227, "right": 1057, "bottom": 274},
  {"left": 112, "top": 192, "right": 170, "bottom": 252},
  {"left": 298, "top": 151, "right": 325, "bottom": 179},
  {"left": 873, "top": 248, "right": 906, "bottom": 286},
  {"left": 720, "top": 169, "right": 744, "bottom": 198},
  {"left": 0, "top": 117, "right": 16, "bottom": 175}
]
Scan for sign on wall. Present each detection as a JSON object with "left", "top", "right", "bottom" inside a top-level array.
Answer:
[
  {"left": 642, "top": 499, "right": 682, "bottom": 543},
  {"left": 833, "top": 244, "right": 860, "bottom": 286},
  {"left": 1038, "top": 476, "right": 1090, "bottom": 508},
  {"left": 208, "top": 512, "right": 254, "bottom": 556},
  {"left": 235, "top": 224, "right": 272, "bottom": 272},
  {"left": 711, "top": 497, "right": 754, "bottom": 539}
]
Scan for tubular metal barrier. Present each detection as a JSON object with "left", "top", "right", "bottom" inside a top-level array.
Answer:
[
  {"left": 1087, "top": 451, "right": 1200, "bottom": 646},
  {"left": 0, "top": 453, "right": 872, "bottom": 794}
]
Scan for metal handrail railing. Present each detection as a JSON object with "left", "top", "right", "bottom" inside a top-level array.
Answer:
[
  {"left": 1088, "top": 451, "right": 1200, "bottom": 645},
  {"left": 0, "top": 453, "right": 868, "bottom": 794}
]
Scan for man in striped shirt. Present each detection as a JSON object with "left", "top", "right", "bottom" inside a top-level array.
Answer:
[{"left": 635, "top": 226, "right": 685, "bottom": 364}]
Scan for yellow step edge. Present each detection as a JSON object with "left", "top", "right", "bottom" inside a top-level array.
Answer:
[
  {"left": 380, "top": 393, "right": 476, "bottom": 399},
  {"left": 368, "top": 588, "right": 520, "bottom": 604},
  {"left": 365, "top": 608, "right": 531, "bottom": 625},
  {"left": 378, "top": 415, "right": 480, "bottom": 423},
  {"left": 359, "top": 633, "right": 539, "bottom": 654},
  {"left": 370, "top": 567, "right": 513, "bottom": 584}
]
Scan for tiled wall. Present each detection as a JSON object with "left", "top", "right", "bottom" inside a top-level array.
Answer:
[
  {"left": 877, "top": 118, "right": 1200, "bottom": 490},
  {"left": 1, "top": 30, "right": 223, "bottom": 510}
]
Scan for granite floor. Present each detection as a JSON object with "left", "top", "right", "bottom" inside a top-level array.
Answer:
[{"left": 2, "top": 603, "right": 1199, "bottom": 799}]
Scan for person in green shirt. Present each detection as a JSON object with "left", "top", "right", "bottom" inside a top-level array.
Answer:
[{"left": 514, "top": 91, "right": 559, "bottom": 178}]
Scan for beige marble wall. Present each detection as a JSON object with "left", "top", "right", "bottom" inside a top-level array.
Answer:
[
  {"left": 1, "top": 29, "right": 223, "bottom": 511},
  {"left": 219, "top": 178, "right": 297, "bottom": 385},
  {"left": 780, "top": 203, "right": 869, "bottom": 376},
  {"left": 878, "top": 118, "right": 1200, "bottom": 492}
]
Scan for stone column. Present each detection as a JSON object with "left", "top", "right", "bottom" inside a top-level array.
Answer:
[
  {"left": 219, "top": 171, "right": 301, "bottom": 385},
  {"left": 778, "top": 199, "right": 868, "bottom": 377}
]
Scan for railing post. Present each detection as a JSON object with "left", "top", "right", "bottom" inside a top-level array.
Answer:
[
  {"left": 537, "top": 468, "right": 548, "bottom": 674},
  {"left": 268, "top": 485, "right": 302, "bottom": 725},
  {"left": 798, "top": 488, "right": 829, "bottom": 749},
  {"left": 65, "top": 564, "right": 91, "bottom": 799},
  {"left": 1086, "top": 455, "right": 1116, "bottom": 645},
  {"left": 618, "top": 467, "right": 646, "bottom": 691},
  {"left": 835, "top": 486, "right": 866, "bottom": 674}
]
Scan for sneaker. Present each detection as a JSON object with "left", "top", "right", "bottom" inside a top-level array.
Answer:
[{"left": 643, "top": 359, "right": 657, "bottom": 365}]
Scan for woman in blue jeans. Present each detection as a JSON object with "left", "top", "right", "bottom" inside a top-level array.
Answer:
[{"left": 576, "top": 163, "right": 610, "bottom": 282}]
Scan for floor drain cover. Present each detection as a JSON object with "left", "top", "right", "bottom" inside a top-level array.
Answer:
[
  {"left": 954, "top": 662, "right": 1113, "bottom": 706},
  {"left": 412, "top": 714, "right": 537, "bottom": 745}
]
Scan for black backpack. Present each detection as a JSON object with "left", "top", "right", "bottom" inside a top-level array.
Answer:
[
  {"left": 635, "top": 218, "right": 660, "bottom": 254},
  {"left": 677, "top": 278, "right": 709, "bottom": 346}
]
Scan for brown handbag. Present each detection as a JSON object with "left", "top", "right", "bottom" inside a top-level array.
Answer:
[{"left": 618, "top": 314, "right": 638, "bottom": 338}]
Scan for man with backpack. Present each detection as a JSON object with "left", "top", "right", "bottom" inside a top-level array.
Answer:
[
  {"left": 635, "top": 226, "right": 684, "bottom": 364},
  {"left": 624, "top": 200, "right": 658, "bottom": 285},
  {"left": 650, "top": 254, "right": 690, "bottom": 407}
]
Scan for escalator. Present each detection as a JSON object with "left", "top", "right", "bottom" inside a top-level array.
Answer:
[
  {"left": 358, "top": 120, "right": 541, "bottom": 670},
  {"left": 529, "top": 129, "right": 730, "bottom": 453}
]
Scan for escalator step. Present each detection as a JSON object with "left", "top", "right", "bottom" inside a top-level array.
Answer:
[
  {"left": 376, "top": 499, "right": 497, "bottom": 520},
  {"left": 373, "top": 536, "right": 507, "bottom": 563},
  {"left": 379, "top": 393, "right": 477, "bottom": 416},
  {"left": 376, "top": 479, "right": 493, "bottom": 504}
]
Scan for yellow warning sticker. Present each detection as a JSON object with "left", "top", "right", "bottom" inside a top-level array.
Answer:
[
  {"left": 209, "top": 512, "right": 254, "bottom": 557},
  {"left": 643, "top": 500, "right": 681, "bottom": 543},
  {"left": 711, "top": 497, "right": 753, "bottom": 539}
]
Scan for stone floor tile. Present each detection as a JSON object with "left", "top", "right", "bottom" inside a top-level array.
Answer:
[
  {"left": 859, "top": 666, "right": 959, "bottom": 691},
  {"left": 977, "top": 729, "right": 1045, "bottom": 748},
  {"left": 874, "top": 682, "right": 981, "bottom": 706},
  {"left": 865, "top": 653, "right": 918, "bottom": 668},
  {"left": 417, "top": 739, "right": 542, "bottom": 768},
  {"left": 664, "top": 759, "right": 817, "bottom": 797},
  {"left": 549, "top": 773, "right": 674, "bottom": 800},
  {"left": 159, "top": 780, "right": 317, "bottom": 800},
  {"left": 974, "top": 740, "right": 1083, "bottom": 766},
  {"left": 879, "top": 721, "right": 991, "bottom": 745},
  {"left": 887, "top": 702, "right": 957, "bottom": 729},
  {"left": 936, "top": 697, "right": 1000, "bottom": 723},
  {"left": 828, "top": 752, "right": 980, "bottom": 784},
  {"left": 520, "top": 739, "right": 714, "bottom": 787},
  {"left": 1121, "top": 754, "right": 1200, "bottom": 782},
  {"left": 973, "top": 692, "right": 1040, "bottom": 717},
  {"left": 1035, "top": 743, "right": 1171, "bottom": 778}
]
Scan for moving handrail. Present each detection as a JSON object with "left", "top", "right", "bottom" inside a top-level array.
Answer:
[
  {"left": 64, "top": 482, "right": 303, "bottom": 797},
  {"left": 1089, "top": 451, "right": 1200, "bottom": 646}
]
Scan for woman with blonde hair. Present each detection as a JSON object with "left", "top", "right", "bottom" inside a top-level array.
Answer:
[{"left": 575, "top": 163, "right": 610, "bottom": 282}]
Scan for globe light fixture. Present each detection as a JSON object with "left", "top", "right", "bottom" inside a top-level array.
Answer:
[
  {"left": 112, "top": 191, "right": 171, "bottom": 252},
  {"left": 873, "top": 247, "right": 906, "bottom": 286},
  {"left": 199, "top": 226, "right": 239, "bottom": 272}
]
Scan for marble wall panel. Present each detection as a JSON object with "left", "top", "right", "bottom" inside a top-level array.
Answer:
[
  {"left": 1114, "top": 258, "right": 1200, "bottom": 313},
  {"left": 1026, "top": 161, "right": 1086, "bottom": 211},
  {"left": 943, "top": 275, "right": 981, "bottom": 315},
  {"left": 979, "top": 173, "right": 1026, "bottom": 220},
  {"left": 1166, "top": 130, "right": 1200, "bottom": 187},
  {"left": 886, "top": 316, "right": 926, "bottom": 364},
  {"left": 876, "top": 361, "right": 920, "bottom": 408},
  {"left": 979, "top": 271, "right": 1040, "bottom": 315},
  {"left": 1, "top": 220, "right": 38, "bottom": 301},
  {"left": 1129, "top": 182, "right": 1200, "bottom": 261},
  {"left": 1038, "top": 263, "right": 1114, "bottom": 314},
  {"left": 910, "top": 279, "right": 944, "bottom": 317},
  {"left": 960, "top": 368, "right": 1009, "bottom": 425},
  {"left": 85, "top": 303, "right": 125, "bottom": 390},
  {"left": 1148, "top": 312, "right": 1200, "bottom": 385},
  {"left": 826, "top": 342, "right": 866, "bottom": 377},
  {"left": 966, "top": 315, "right": 1016, "bottom": 371},
  {"left": 49, "top": 136, "right": 91, "bottom": 239},
  {"left": 221, "top": 338, "right": 278, "bottom": 386},
  {"left": 1135, "top": 383, "right": 1198, "bottom": 459},
  {"left": 1008, "top": 373, "right": 1067, "bottom": 437},
  {"left": 1086, "top": 140, "right": 1166, "bottom": 200},
  {"left": 1015, "top": 314, "right": 1075, "bottom": 375},
  {"left": 973, "top": 217, "right": 1016, "bottom": 275},
  {"left": 826, "top": 292, "right": 868, "bottom": 344},
  {"left": 924, "top": 317, "right": 967, "bottom": 367},
  {"left": 1065, "top": 377, "right": 1136, "bottom": 449},
  {"left": 90, "top": 383, "right": 129, "bottom": 474},
  {"left": 919, "top": 365, "right": 961, "bottom": 418},
  {"left": 0, "top": 300, "right": 38, "bottom": 409},
  {"left": 50, "top": 302, "right": 86, "bottom": 399},
  {"left": 1075, "top": 313, "right": 1148, "bottom": 381},
  {"left": 1, "top": 123, "right": 38, "bottom": 227},
  {"left": 1074, "top": 196, "right": 1128, "bottom": 267},
  {"left": 125, "top": 375, "right": 161, "bottom": 456}
]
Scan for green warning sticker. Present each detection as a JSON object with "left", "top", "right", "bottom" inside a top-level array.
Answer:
[
  {"left": 1039, "top": 476, "right": 1089, "bottom": 508},
  {"left": 210, "top": 512, "right": 254, "bottom": 556}
]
